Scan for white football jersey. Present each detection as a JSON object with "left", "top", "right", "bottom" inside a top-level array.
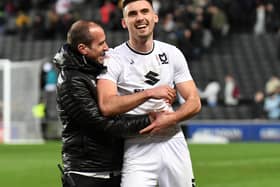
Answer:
[{"left": 98, "top": 40, "right": 193, "bottom": 114}]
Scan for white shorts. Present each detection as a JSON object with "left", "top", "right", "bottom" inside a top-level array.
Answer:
[{"left": 121, "top": 128, "right": 195, "bottom": 187}]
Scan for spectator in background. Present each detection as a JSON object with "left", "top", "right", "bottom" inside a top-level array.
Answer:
[
  {"left": 254, "top": 2, "right": 266, "bottom": 35},
  {"left": 264, "top": 92, "right": 280, "bottom": 120},
  {"left": 251, "top": 90, "right": 266, "bottom": 119},
  {"left": 265, "top": 3, "right": 280, "bottom": 33},
  {"left": 15, "top": 11, "right": 31, "bottom": 40},
  {"left": 161, "top": 13, "right": 175, "bottom": 33},
  {"left": 56, "top": 11, "right": 77, "bottom": 39},
  {"left": 190, "top": 20, "right": 204, "bottom": 60},
  {"left": 199, "top": 78, "right": 221, "bottom": 107},
  {"left": 227, "top": 0, "right": 256, "bottom": 33},
  {"left": 31, "top": 13, "right": 46, "bottom": 40},
  {"left": 45, "top": 5, "right": 60, "bottom": 39},
  {"left": 264, "top": 76, "right": 280, "bottom": 120},
  {"left": 43, "top": 62, "right": 57, "bottom": 92},
  {"left": 99, "top": 0, "right": 116, "bottom": 29},
  {"left": 4, "top": 0, "right": 17, "bottom": 16},
  {"left": 152, "top": 0, "right": 161, "bottom": 14},
  {"left": 224, "top": 74, "right": 240, "bottom": 106},
  {"left": 42, "top": 62, "right": 57, "bottom": 120},
  {"left": 265, "top": 75, "right": 280, "bottom": 95},
  {"left": 55, "top": 0, "right": 77, "bottom": 39},
  {"left": 32, "top": 96, "right": 47, "bottom": 140},
  {"left": 157, "top": 13, "right": 177, "bottom": 44},
  {"left": 55, "top": 0, "right": 72, "bottom": 16},
  {"left": 207, "top": 5, "right": 229, "bottom": 40},
  {"left": 107, "top": 1, "right": 123, "bottom": 31},
  {"left": 177, "top": 29, "right": 194, "bottom": 62}
]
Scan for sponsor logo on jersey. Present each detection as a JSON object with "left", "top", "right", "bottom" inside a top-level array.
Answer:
[{"left": 144, "top": 71, "right": 159, "bottom": 85}]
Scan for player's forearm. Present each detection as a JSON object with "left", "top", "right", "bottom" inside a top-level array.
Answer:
[
  {"left": 99, "top": 90, "right": 151, "bottom": 116},
  {"left": 139, "top": 98, "right": 201, "bottom": 134},
  {"left": 174, "top": 95, "right": 201, "bottom": 122}
]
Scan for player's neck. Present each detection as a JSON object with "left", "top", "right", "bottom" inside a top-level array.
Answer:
[{"left": 128, "top": 37, "right": 154, "bottom": 53}]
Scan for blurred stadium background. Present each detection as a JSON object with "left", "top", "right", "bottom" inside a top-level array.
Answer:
[{"left": 0, "top": 0, "right": 280, "bottom": 186}]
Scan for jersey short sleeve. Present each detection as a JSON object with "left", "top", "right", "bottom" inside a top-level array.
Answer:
[
  {"left": 97, "top": 49, "right": 122, "bottom": 83},
  {"left": 170, "top": 46, "right": 193, "bottom": 84}
]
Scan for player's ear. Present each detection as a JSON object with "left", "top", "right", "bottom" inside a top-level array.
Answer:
[
  {"left": 121, "top": 18, "right": 127, "bottom": 29},
  {"left": 154, "top": 14, "right": 159, "bottom": 23}
]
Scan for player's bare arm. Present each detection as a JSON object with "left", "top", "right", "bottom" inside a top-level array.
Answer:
[
  {"left": 140, "top": 80, "right": 201, "bottom": 134},
  {"left": 97, "top": 79, "right": 176, "bottom": 116},
  {"left": 173, "top": 80, "right": 201, "bottom": 120}
]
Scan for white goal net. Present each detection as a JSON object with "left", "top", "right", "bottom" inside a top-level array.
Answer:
[{"left": 0, "top": 59, "right": 44, "bottom": 144}]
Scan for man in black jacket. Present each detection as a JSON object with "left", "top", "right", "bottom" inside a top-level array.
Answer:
[{"left": 53, "top": 20, "right": 176, "bottom": 187}]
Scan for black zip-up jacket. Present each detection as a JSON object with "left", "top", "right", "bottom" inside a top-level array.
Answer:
[{"left": 53, "top": 44, "right": 150, "bottom": 173}]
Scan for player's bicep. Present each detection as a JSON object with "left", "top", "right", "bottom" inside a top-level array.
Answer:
[
  {"left": 97, "top": 79, "right": 118, "bottom": 114},
  {"left": 176, "top": 80, "right": 200, "bottom": 101}
]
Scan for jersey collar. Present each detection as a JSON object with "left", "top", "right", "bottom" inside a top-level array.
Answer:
[{"left": 126, "top": 41, "right": 155, "bottom": 55}]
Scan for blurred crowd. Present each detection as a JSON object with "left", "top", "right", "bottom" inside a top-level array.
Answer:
[
  {"left": 1, "top": 0, "right": 280, "bottom": 121},
  {"left": 0, "top": 0, "right": 280, "bottom": 60},
  {"left": 196, "top": 74, "right": 280, "bottom": 120}
]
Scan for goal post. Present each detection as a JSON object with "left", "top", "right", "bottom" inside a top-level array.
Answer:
[{"left": 0, "top": 59, "right": 44, "bottom": 144}]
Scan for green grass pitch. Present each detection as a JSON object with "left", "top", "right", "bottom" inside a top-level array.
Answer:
[
  {"left": 190, "top": 143, "right": 280, "bottom": 187},
  {"left": 0, "top": 141, "right": 279, "bottom": 187}
]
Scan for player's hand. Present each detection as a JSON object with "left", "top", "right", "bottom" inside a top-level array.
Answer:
[
  {"left": 146, "top": 85, "right": 176, "bottom": 104},
  {"left": 140, "top": 111, "right": 176, "bottom": 134}
]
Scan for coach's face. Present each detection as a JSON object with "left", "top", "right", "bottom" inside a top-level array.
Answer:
[
  {"left": 122, "top": 0, "right": 158, "bottom": 40},
  {"left": 79, "top": 26, "right": 109, "bottom": 64}
]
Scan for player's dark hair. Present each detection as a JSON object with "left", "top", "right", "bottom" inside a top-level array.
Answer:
[{"left": 122, "top": 0, "right": 153, "bottom": 9}]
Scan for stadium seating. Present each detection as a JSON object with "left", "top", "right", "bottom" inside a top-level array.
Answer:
[{"left": 190, "top": 33, "right": 280, "bottom": 119}]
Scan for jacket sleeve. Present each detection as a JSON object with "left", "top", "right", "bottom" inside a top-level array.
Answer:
[
  {"left": 57, "top": 71, "right": 151, "bottom": 137},
  {"left": 98, "top": 114, "right": 150, "bottom": 137}
]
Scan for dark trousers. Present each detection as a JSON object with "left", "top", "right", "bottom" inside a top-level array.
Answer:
[{"left": 62, "top": 173, "right": 121, "bottom": 187}]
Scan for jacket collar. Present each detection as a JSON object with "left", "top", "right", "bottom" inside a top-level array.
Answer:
[{"left": 53, "top": 44, "right": 107, "bottom": 76}]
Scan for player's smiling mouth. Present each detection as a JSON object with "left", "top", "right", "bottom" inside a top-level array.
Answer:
[{"left": 135, "top": 23, "right": 148, "bottom": 29}]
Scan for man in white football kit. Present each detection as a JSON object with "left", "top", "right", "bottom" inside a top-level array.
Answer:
[{"left": 97, "top": 0, "right": 201, "bottom": 187}]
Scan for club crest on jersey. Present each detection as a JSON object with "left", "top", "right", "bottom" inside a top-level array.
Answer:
[{"left": 158, "top": 53, "right": 168, "bottom": 64}]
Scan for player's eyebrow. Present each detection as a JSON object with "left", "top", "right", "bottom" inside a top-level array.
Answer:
[
  {"left": 127, "top": 10, "right": 137, "bottom": 17},
  {"left": 140, "top": 8, "right": 150, "bottom": 14},
  {"left": 127, "top": 8, "right": 150, "bottom": 17}
]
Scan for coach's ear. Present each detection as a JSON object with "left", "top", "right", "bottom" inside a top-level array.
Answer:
[
  {"left": 77, "top": 43, "right": 88, "bottom": 55},
  {"left": 121, "top": 18, "right": 127, "bottom": 29}
]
